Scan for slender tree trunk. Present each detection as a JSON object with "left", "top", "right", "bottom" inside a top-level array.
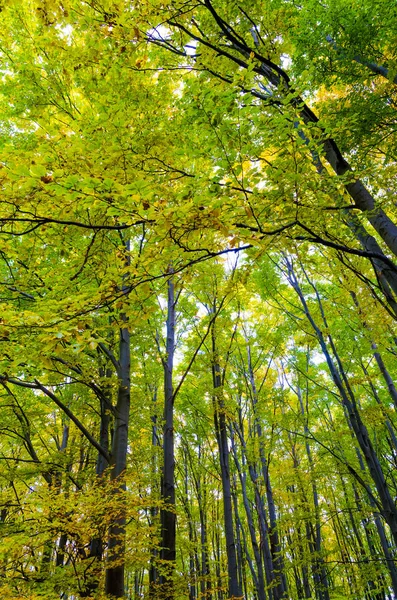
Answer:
[
  {"left": 350, "top": 290, "right": 397, "bottom": 410},
  {"left": 195, "top": 453, "right": 212, "bottom": 600},
  {"left": 373, "top": 514, "right": 397, "bottom": 594},
  {"left": 105, "top": 239, "right": 131, "bottom": 598},
  {"left": 246, "top": 343, "right": 287, "bottom": 598},
  {"left": 213, "top": 495, "right": 225, "bottom": 600},
  {"left": 353, "top": 486, "right": 392, "bottom": 599},
  {"left": 211, "top": 318, "right": 242, "bottom": 599},
  {"left": 359, "top": 358, "right": 397, "bottom": 452},
  {"left": 296, "top": 382, "right": 330, "bottom": 600},
  {"left": 160, "top": 276, "right": 176, "bottom": 600},
  {"left": 182, "top": 445, "right": 198, "bottom": 600},
  {"left": 231, "top": 473, "right": 244, "bottom": 594},
  {"left": 56, "top": 422, "right": 69, "bottom": 568},
  {"left": 81, "top": 368, "right": 112, "bottom": 596},
  {"left": 104, "top": 319, "right": 131, "bottom": 598},
  {"left": 256, "top": 494, "right": 276, "bottom": 600},
  {"left": 149, "top": 386, "right": 160, "bottom": 599},
  {"left": 335, "top": 401, "right": 397, "bottom": 597},
  {"left": 230, "top": 422, "right": 267, "bottom": 600},
  {"left": 371, "top": 343, "right": 397, "bottom": 409}
]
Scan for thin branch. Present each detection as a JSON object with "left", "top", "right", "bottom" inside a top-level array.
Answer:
[
  {"left": 98, "top": 342, "right": 121, "bottom": 376},
  {"left": 3, "top": 377, "right": 110, "bottom": 462}
]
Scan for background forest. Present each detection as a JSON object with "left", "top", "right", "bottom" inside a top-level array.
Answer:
[{"left": 0, "top": 0, "right": 397, "bottom": 599}]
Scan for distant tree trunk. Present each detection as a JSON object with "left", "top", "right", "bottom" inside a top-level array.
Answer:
[
  {"left": 230, "top": 421, "right": 267, "bottom": 600},
  {"left": 332, "top": 394, "right": 397, "bottom": 598},
  {"left": 296, "top": 381, "right": 330, "bottom": 600},
  {"left": 182, "top": 446, "right": 198, "bottom": 600},
  {"left": 82, "top": 367, "right": 111, "bottom": 597},
  {"left": 194, "top": 447, "right": 212, "bottom": 600},
  {"left": 149, "top": 386, "right": 160, "bottom": 599},
  {"left": 371, "top": 343, "right": 397, "bottom": 409},
  {"left": 105, "top": 239, "right": 131, "bottom": 598},
  {"left": 211, "top": 315, "right": 242, "bottom": 599},
  {"left": 232, "top": 409, "right": 275, "bottom": 597},
  {"left": 96, "top": 367, "right": 112, "bottom": 479},
  {"left": 212, "top": 495, "right": 225, "bottom": 600},
  {"left": 231, "top": 473, "right": 244, "bottom": 593},
  {"left": 56, "top": 421, "right": 69, "bottom": 568},
  {"left": 245, "top": 342, "right": 287, "bottom": 599},
  {"left": 359, "top": 358, "right": 397, "bottom": 453},
  {"left": 160, "top": 276, "right": 176, "bottom": 600},
  {"left": 351, "top": 486, "right": 391, "bottom": 600},
  {"left": 373, "top": 514, "right": 397, "bottom": 595},
  {"left": 350, "top": 290, "right": 397, "bottom": 410}
]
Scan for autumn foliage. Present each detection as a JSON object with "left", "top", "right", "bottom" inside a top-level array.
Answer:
[{"left": 0, "top": 0, "right": 397, "bottom": 599}]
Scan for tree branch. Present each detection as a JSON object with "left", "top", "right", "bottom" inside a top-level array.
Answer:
[{"left": 3, "top": 377, "right": 110, "bottom": 462}]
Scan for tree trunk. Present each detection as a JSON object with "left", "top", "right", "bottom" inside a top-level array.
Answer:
[
  {"left": 195, "top": 449, "right": 212, "bottom": 600},
  {"left": 160, "top": 276, "right": 176, "bottom": 600},
  {"left": 230, "top": 422, "right": 267, "bottom": 600},
  {"left": 104, "top": 320, "right": 131, "bottom": 598},
  {"left": 211, "top": 319, "right": 242, "bottom": 599},
  {"left": 297, "top": 382, "right": 330, "bottom": 600},
  {"left": 346, "top": 216, "right": 397, "bottom": 317},
  {"left": 149, "top": 386, "right": 160, "bottom": 599},
  {"left": 105, "top": 235, "right": 131, "bottom": 599},
  {"left": 246, "top": 343, "right": 287, "bottom": 599}
]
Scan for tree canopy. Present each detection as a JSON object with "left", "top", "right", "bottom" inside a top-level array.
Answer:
[{"left": 0, "top": 1, "right": 397, "bottom": 599}]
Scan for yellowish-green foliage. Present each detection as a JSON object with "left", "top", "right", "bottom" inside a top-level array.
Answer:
[{"left": 0, "top": 0, "right": 397, "bottom": 599}]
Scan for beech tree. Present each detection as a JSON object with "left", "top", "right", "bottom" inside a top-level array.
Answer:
[{"left": 0, "top": 1, "right": 397, "bottom": 599}]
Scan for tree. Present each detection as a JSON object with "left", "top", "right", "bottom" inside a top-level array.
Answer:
[{"left": 1, "top": 1, "right": 397, "bottom": 599}]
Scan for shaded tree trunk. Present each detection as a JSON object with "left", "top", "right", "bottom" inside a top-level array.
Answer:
[
  {"left": 105, "top": 239, "right": 131, "bottom": 598},
  {"left": 160, "top": 276, "right": 176, "bottom": 600},
  {"left": 104, "top": 320, "right": 131, "bottom": 597}
]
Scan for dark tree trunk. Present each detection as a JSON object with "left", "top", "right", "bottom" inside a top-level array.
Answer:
[
  {"left": 104, "top": 320, "right": 131, "bottom": 598},
  {"left": 149, "top": 386, "right": 160, "bottom": 599},
  {"left": 195, "top": 450, "right": 212, "bottom": 600},
  {"left": 160, "top": 276, "right": 176, "bottom": 600},
  {"left": 104, "top": 237, "right": 131, "bottom": 600},
  {"left": 346, "top": 217, "right": 397, "bottom": 317}
]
